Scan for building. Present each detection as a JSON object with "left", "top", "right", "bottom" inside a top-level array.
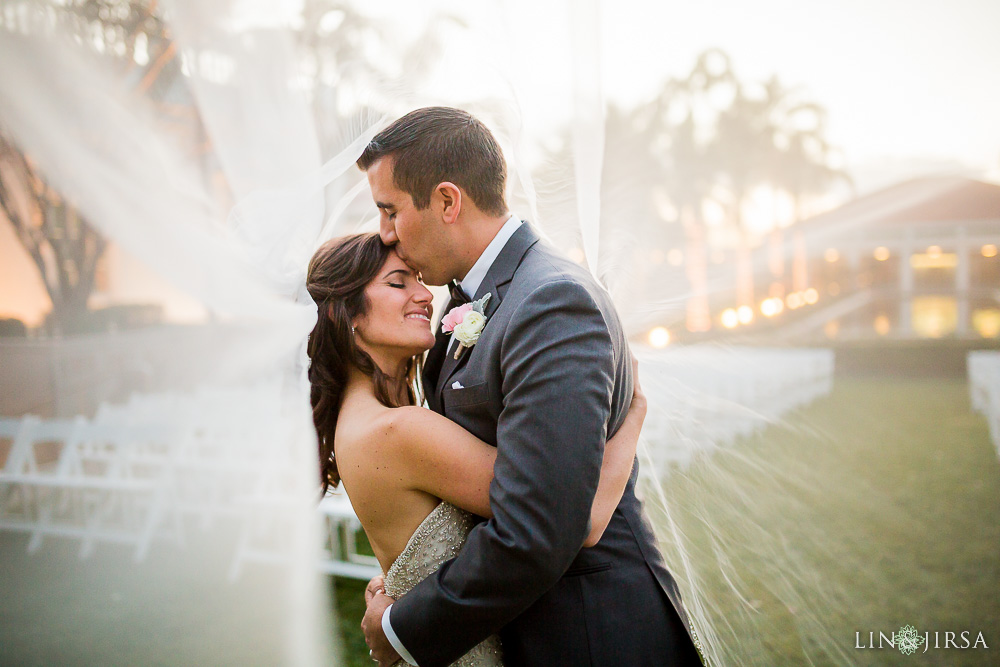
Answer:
[{"left": 788, "top": 176, "right": 1000, "bottom": 341}]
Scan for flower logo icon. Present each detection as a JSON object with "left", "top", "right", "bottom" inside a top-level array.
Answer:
[{"left": 896, "top": 625, "right": 925, "bottom": 655}]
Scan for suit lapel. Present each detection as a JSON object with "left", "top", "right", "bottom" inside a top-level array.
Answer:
[
  {"left": 424, "top": 282, "right": 468, "bottom": 412},
  {"left": 422, "top": 327, "right": 450, "bottom": 413},
  {"left": 435, "top": 223, "right": 540, "bottom": 404}
]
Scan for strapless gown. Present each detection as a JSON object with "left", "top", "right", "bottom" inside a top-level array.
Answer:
[{"left": 383, "top": 502, "right": 504, "bottom": 666}]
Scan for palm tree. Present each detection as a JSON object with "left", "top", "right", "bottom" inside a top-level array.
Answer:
[
  {"left": 707, "top": 72, "right": 848, "bottom": 307},
  {"left": 599, "top": 49, "right": 735, "bottom": 330},
  {"left": 658, "top": 109, "right": 716, "bottom": 332},
  {"left": 301, "top": 1, "right": 465, "bottom": 157},
  {"left": 770, "top": 102, "right": 852, "bottom": 222}
]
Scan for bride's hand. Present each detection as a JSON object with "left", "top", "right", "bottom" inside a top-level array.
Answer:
[
  {"left": 365, "top": 574, "right": 385, "bottom": 604},
  {"left": 362, "top": 574, "right": 400, "bottom": 666}
]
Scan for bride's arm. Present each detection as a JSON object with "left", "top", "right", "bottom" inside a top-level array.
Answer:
[
  {"left": 375, "top": 405, "right": 497, "bottom": 517},
  {"left": 380, "top": 354, "right": 646, "bottom": 541},
  {"left": 583, "top": 352, "right": 646, "bottom": 547}
]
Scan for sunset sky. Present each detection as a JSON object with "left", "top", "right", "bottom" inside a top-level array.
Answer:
[
  {"left": 597, "top": 0, "right": 1000, "bottom": 188},
  {"left": 376, "top": 0, "right": 1000, "bottom": 191}
]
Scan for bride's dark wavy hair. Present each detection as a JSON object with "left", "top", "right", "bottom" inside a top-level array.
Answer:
[{"left": 306, "top": 233, "right": 423, "bottom": 495}]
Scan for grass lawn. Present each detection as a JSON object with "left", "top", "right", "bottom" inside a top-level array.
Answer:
[
  {"left": 330, "top": 376, "right": 1000, "bottom": 666},
  {"left": 642, "top": 376, "right": 1000, "bottom": 666}
]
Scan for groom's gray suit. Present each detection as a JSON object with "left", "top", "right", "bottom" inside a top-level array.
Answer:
[{"left": 392, "top": 223, "right": 703, "bottom": 666}]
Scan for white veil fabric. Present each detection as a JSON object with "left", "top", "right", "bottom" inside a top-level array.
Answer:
[
  {"left": 0, "top": 3, "right": 344, "bottom": 664},
  {"left": 1, "top": 2, "right": 868, "bottom": 665}
]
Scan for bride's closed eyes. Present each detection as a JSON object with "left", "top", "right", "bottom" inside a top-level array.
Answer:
[
  {"left": 382, "top": 268, "right": 411, "bottom": 289},
  {"left": 382, "top": 268, "right": 425, "bottom": 290}
]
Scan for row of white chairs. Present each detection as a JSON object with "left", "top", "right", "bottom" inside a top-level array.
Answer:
[
  {"left": 0, "top": 413, "right": 180, "bottom": 560},
  {"left": 0, "top": 385, "right": 380, "bottom": 581},
  {"left": 968, "top": 351, "right": 1000, "bottom": 456},
  {"left": 226, "top": 483, "right": 380, "bottom": 583},
  {"left": 2, "top": 347, "right": 837, "bottom": 578},
  {"left": 636, "top": 345, "right": 835, "bottom": 477}
]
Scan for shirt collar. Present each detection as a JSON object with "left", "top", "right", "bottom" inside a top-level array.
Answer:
[{"left": 458, "top": 214, "right": 522, "bottom": 299}]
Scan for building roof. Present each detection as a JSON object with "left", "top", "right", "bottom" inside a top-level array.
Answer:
[{"left": 798, "top": 176, "right": 1000, "bottom": 238}]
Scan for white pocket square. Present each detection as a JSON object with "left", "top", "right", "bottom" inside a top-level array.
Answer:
[{"left": 451, "top": 381, "right": 464, "bottom": 390}]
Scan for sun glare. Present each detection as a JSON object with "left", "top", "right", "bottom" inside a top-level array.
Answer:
[{"left": 648, "top": 326, "right": 671, "bottom": 347}]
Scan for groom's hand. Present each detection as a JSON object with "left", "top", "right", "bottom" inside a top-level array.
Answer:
[{"left": 362, "top": 586, "right": 400, "bottom": 666}]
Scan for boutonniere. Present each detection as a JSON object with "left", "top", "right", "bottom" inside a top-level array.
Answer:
[{"left": 441, "top": 293, "right": 491, "bottom": 359}]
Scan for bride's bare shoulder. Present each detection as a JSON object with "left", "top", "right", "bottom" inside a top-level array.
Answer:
[
  {"left": 335, "top": 403, "right": 433, "bottom": 460},
  {"left": 361, "top": 405, "right": 437, "bottom": 448}
]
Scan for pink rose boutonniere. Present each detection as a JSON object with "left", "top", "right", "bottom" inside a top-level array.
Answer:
[{"left": 442, "top": 293, "right": 491, "bottom": 359}]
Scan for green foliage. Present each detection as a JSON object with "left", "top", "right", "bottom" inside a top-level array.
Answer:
[{"left": 332, "top": 577, "right": 374, "bottom": 667}]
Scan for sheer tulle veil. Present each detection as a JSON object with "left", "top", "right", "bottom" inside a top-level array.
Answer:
[{"left": 0, "top": 2, "right": 853, "bottom": 665}]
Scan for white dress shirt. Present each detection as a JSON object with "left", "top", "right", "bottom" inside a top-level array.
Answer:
[
  {"left": 382, "top": 213, "right": 522, "bottom": 665},
  {"left": 446, "top": 214, "right": 522, "bottom": 353},
  {"left": 457, "top": 214, "right": 522, "bottom": 299}
]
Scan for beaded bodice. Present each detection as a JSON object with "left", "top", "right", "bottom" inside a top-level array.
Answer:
[{"left": 383, "top": 502, "right": 503, "bottom": 666}]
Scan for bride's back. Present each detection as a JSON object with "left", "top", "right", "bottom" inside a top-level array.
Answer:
[{"left": 334, "top": 388, "right": 441, "bottom": 571}]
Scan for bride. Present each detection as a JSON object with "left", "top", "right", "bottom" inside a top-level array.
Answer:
[{"left": 305, "top": 232, "right": 647, "bottom": 666}]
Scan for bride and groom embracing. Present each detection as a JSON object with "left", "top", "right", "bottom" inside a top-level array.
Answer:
[{"left": 306, "top": 107, "right": 705, "bottom": 666}]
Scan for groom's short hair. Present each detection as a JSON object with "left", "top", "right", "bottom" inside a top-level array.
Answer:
[{"left": 357, "top": 107, "right": 508, "bottom": 217}]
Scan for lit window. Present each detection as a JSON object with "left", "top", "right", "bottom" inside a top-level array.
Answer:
[
  {"left": 972, "top": 309, "right": 1000, "bottom": 338},
  {"left": 910, "top": 253, "right": 957, "bottom": 269},
  {"left": 912, "top": 296, "right": 957, "bottom": 338}
]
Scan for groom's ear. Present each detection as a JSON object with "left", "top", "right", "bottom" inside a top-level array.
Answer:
[{"left": 433, "top": 182, "right": 462, "bottom": 225}]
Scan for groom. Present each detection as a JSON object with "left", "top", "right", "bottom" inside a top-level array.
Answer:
[{"left": 359, "top": 107, "right": 703, "bottom": 666}]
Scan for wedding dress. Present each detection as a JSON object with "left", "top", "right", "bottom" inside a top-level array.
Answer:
[{"left": 383, "top": 502, "right": 504, "bottom": 666}]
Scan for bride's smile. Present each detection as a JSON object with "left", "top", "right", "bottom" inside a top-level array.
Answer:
[{"left": 352, "top": 250, "right": 436, "bottom": 372}]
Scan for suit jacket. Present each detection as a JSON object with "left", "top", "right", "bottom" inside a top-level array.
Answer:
[{"left": 392, "top": 223, "right": 703, "bottom": 666}]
